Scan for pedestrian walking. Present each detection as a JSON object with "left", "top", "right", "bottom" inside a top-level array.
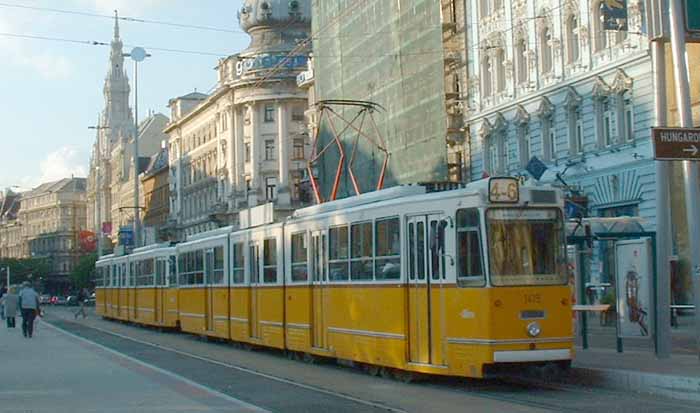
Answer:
[
  {"left": 0, "top": 284, "right": 6, "bottom": 321},
  {"left": 74, "top": 288, "right": 88, "bottom": 319},
  {"left": 0, "top": 287, "right": 18, "bottom": 328},
  {"left": 18, "top": 281, "right": 40, "bottom": 338}
]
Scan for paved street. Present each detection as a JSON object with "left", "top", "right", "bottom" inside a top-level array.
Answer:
[
  {"left": 0, "top": 313, "right": 264, "bottom": 412},
  {"left": 22, "top": 307, "right": 700, "bottom": 413}
]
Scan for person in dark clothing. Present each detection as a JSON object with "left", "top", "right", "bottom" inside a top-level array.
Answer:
[
  {"left": 18, "top": 281, "right": 40, "bottom": 338},
  {"left": 74, "top": 288, "right": 88, "bottom": 319}
]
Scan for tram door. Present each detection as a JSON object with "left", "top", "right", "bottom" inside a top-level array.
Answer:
[
  {"left": 311, "top": 231, "right": 327, "bottom": 349},
  {"left": 155, "top": 259, "right": 165, "bottom": 325},
  {"left": 112, "top": 265, "right": 119, "bottom": 318},
  {"left": 204, "top": 250, "right": 215, "bottom": 331},
  {"left": 406, "top": 215, "right": 446, "bottom": 365},
  {"left": 248, "top": 243, "right": 261, "bottom": 339}
]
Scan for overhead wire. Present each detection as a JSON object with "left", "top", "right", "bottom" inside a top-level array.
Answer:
[{"left": 0, "top": 1, "right": 245, "bottom": 34}]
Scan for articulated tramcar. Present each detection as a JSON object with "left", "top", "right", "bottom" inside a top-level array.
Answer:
[{"left": 96, "top": 177, "right": 572, "bottom": 378}]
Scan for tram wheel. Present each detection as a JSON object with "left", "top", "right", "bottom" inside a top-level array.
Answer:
[
  {"left": 392, "top": 369, "right": 414, "bottom": 384},
  {"left": 364, "top": 364, "right": 381, "bottom": 377},
  {"left": 380, "top": 367, "right": 393, "bottom": 379},
  {"left": 303, "top": 353, "right": 316, "bottom": 364}
]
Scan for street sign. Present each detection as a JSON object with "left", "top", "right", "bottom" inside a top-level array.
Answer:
[
  {"left": 526, "top": 156, "right": 548, "bottom": 180},
  {"left": 652, "top": 127, "right": 700, "bottom": 160}
]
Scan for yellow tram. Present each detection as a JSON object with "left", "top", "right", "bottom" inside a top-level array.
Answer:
[{"left": 96, "top": 177, "right": 573, "bottom": 378}]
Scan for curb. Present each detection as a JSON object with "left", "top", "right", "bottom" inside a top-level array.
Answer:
[{"left": 568, "top": 366, "right": 700, "bottom": 402}]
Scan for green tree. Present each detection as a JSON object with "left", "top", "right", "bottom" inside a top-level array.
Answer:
[
  {"left": 0, "top": 257, "right": 51, "bottom": 287},
  {"left": 70, "top": 253, "right": 97, "bottom": 289}
]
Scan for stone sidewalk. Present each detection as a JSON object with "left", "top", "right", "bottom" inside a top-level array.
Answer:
[
  {"left": 0, "top": 313, "right": 265, "bottom": 413},
  {"left": 570, "top": 347, "right": 700, "bottom": 402}
]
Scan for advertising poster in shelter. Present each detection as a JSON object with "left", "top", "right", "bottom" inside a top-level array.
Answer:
[{"left": 615, "top": 238, "right": 652, "bottom": 337}]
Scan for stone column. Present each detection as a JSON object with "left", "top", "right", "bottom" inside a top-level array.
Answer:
[
  {"left": 277, "top": 101, "right": 291, "bottom": 205},
  {"left": 226, "top": 102, "right": 235, "bottom": 208}
]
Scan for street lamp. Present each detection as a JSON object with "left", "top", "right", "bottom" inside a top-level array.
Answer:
[
  {"left": 123, "top": 47, "right": 150, "bottom": 248},
  {"left": 88, "top": 125, "right": 110, "bottom": 258}
]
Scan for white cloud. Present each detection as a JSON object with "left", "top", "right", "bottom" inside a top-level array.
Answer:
[
  {"left": 0, "top": 14, "right": 76, "bottom": 80},
  {"left": 36, "top": 147, "right": 89, "bottom": 184}
]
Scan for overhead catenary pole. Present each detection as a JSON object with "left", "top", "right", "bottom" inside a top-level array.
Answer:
[
  {"left": 133, "top": 57, "right": 141, "bottom": 248},
  {"left": 668, "top": 0, "right": 700, "bottom": 359},
  {"left": 650, "top": 0, "right": 672, "bottom": 358}
]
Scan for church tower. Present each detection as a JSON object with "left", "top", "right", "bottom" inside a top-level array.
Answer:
[
  {"left": 87, "top": 11, "right": 134, "bottom": 250},
  {"left": 101, "top": 11, "right": 133, "bottom": 150}
]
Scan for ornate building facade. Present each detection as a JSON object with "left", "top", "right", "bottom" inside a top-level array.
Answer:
[
  {"left": 166, "top": 0, "right": 311, "bottom": 239},
  {"left": 463, "top": 0, "right": 653, "bottom": 285}
]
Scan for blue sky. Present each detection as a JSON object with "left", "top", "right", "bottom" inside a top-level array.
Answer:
[{"left": 0, "top": 0, "right": 247, "bottom": 190}]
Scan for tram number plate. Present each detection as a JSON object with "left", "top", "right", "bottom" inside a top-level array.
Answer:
[
  {"left": 489, "top": 177, "right": 519, "bottom": 203},
  {"left": 524, "top": 293, "right": 541, "bottom": 304}
]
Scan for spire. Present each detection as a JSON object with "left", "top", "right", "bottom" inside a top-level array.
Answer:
[{"left": 113, "top": 10, "right": 120, "bottom": 40}]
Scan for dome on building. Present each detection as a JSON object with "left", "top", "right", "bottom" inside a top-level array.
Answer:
[{"left": 237, "top": 0, "right": 311, "bottom": 32}]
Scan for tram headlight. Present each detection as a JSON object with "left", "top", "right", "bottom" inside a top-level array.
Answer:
[{"left": 527, "top": 322, "right": 541, "bottom": 338}]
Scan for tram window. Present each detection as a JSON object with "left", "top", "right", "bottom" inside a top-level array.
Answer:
[
  {"left": 177, "top": 254, "right": 185, "bottom": 284},
  {"left": 155, "top": 261, "right": 163, "bottom": 286},
  {"left": 112, "top": 265, "right": 117, "bottom": 286},
  {"left": 232, "top": 243, "right": 245, "bottom": 284},
  {"left": 329, "top": 226, "right": 349, "bottom": 281},
  {"left": 194, "top": 250, "right": 204, "bottom": 285},
  {"left": 408, "top": 223, "right": 416, "bottom": 280},
  {"left": 417, "top": 222, "right": 426, "bottom": 280},
  {"left": 291, "top": 232, "right": 308, "bottom": 282},
  {"left": 456, "top": 209, "right": 485, "bottom": 287},
  {"left": 129, "top": 263, "right": 135, "bottom": 287},
  {"left": 121, "top": 263, "right": 127, "bottom": 286},
  {"left": 169, "top": 256, "right": 177, "bottom": 286},
  {"left": 263, "top": 239, "right": 277, "bottom": 283},
  {"left": 375, "top": 217, "right": 400, "bottom": 280},
  {"left": 212, "top": 246, "right": 225, "bottom": 284},
  {"left": 351, "top": 222, "right": 373, "bottom": 281},
  {"left": 249, "top": 245, "right": 259, "bottom": 284},
  {"left": 487, "top": 208, "right": 566, "bottom": 286}
]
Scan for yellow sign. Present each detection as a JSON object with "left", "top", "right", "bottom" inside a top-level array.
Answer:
[{"left": 488, "top": 177, "right": 519, "bottom": 203}]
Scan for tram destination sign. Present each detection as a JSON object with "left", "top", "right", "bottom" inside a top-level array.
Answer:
[{"left": 652, "top": 127, "right": 700, "bottom": 161}]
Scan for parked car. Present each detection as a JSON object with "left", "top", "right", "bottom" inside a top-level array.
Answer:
[
  {"left": 66, "top": 296, "right": 79, "bottom": 306},
  {"left": 54, "top": 296, "right": 67, "bottom": 306},
  {"left": 39, "top": 295, "right": 51, "bottom": 305},
  {"left": 86, "top": 292, "right": 96, "bottom": 307}
]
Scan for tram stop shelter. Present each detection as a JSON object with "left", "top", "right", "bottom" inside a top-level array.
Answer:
[{"left": 566, "top": 217, "right": 664, "bottom": 355}]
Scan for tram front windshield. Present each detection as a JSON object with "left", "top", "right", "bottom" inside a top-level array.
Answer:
[{"left": 487, "top": 208, "right": 566, "bottom": 286}]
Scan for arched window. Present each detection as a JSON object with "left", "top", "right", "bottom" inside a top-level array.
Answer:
[
  {"left": 495, "top": 48, "right": 506, "bottom": 93},
  {"left": 567, "top": 15, "right": 580, "bottom": 63},
  {"left": 482, "top": 55, "right": 492, "bottom": 97},
  {"left": 540, "top": 27, "right": 553, "bottom": 74},
  {"left": 593, "top": 2, "right": 609, "bottom": 52},
  {"left": 515, "top": 38, "right": 528, "bottom": 85}
]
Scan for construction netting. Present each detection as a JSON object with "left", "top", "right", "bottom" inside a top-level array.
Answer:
[{"left": 311, "top": 0, "right": 448, "bottom": 199}]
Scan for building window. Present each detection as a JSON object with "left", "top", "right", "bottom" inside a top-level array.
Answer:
[
  {"left": 292, "top": 138, "right": 305, "bottom": 160},
  {"left": 567, "top": 15, "right": 580, "bottom": 63},
  {"left": 518, "top": 125, "right": 530, "bottom": 168},
  {"left": 264, "top": 139, "right": 275, "bottom": 161},
  {"left": 540, "top": 26, "right": 553, "bottom": 74},
  {"left": 264, "top": 104, "right": 275, "bottom": 122},
  {"left": 593, "top": 2, "right": 609, "bottom": 52},
  {"left": 480, "top": 0, "right": 491, "bottom": 17},
  {"left": 542, "top": 116, "right": 556, "bottom": 161},
  {"left": 624, "top": 102, "right": 634, "bottom": 142},
  {"left": 495, "top": 48, "right": 506, "bottom": 93},
  {"left": 265, "top": 177, "right": 277, "bottom": 201},
  {"left": 482, "top": 55, "right": 492, "bottom": 98},
  {"left": 601, "top": 99, "right": 614, "bottom": 147},
  {"left": 292, "top": 108, "right": 305, "bottom": 122},
  {"left": 244, "top": 142, "right": 251, "bottom": 163},
  {"left": 568, "top": 107, "right": 583, "bottom": 155},
  {"left": 515, "top": 37, "right": 528, "bottom": 85}
]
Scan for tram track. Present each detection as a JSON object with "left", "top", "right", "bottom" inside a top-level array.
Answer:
[{"left": 45, "top": 314, "right": 700, "bottom": 413}]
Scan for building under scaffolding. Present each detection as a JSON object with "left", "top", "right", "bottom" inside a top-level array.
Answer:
[{"left": 310, "top": 0, "right": 468, "bottom": 199}]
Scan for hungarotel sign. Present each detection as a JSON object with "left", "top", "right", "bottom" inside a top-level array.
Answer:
[{"left": 652, "top": 127, "right": 700, "bottom": 161}]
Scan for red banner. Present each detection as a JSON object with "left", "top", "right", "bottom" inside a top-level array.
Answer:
[{"left": 79, "top": 231, "right": 97, "bottom": 252}]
